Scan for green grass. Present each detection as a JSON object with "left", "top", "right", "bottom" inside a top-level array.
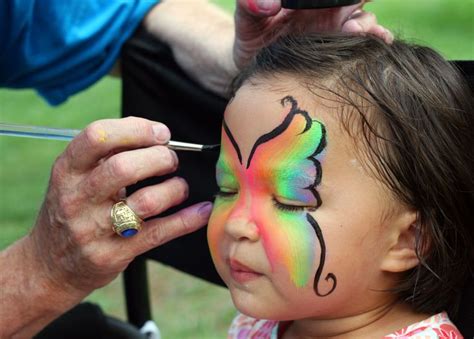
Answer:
[
  {"left": 0, "top": 79, "right": 122, "bottom": 248},
  {"left": 0, "top": 0, "right": 472, "bottom": 337},
  {"left": 364, "top": 0, "right": 474, "bottom": 60}
]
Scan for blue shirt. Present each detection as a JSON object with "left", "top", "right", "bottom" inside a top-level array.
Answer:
[{"left": 0, "top": 0, "right": 158, "bottom": 105}]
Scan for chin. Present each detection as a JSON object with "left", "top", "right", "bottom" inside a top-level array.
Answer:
[{"left": 229, "top": 287, "right": 292, "bottom": 321}]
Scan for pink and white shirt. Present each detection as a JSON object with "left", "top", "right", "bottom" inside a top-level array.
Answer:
[{"left": 228, "top": 312, "right": 462, "bottom": 338}]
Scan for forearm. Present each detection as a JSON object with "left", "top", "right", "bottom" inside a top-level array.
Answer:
[
  {"left": 0, "top": 236, "right": 86, "bottom": 338},
  {"left": 144, "top": 0, "right": 238, "bottom": 97}
]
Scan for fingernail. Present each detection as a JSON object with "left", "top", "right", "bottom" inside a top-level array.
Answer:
[
  {"left": 256, "top": 0, "right": 276, "bottom": 11},
  {"left": 197, "top": 202, "right": 213, "bottom": 218},
  {"left": 117, "top": 188, "right": 126, "bottom": 200},
  {"left": 348, "top": 9, "right": 362, "bottom": 20},
  {"left": 152, "top": 124, "right": 171, "bottom": 143},
  {"left": 176, "top": 177, "right": 189, "bottom": 199},
  {"left": 169, "top": 150, "right": 179, "bottom": 168},
  {"left": 384, "top": 29, "right": 394, "bottom": 43}
]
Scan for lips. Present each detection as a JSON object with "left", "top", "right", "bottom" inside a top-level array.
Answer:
[{"left": 229, "top": 259, "right": 263, "bottom": 283}]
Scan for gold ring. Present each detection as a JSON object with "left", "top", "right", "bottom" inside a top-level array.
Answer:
[{"left": 110, "top": 201, "right": 142, "bottom": 237}]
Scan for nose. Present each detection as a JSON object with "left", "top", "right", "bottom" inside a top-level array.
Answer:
[{"left": 224, "top": 215, "right": 260, "bottom": 242}]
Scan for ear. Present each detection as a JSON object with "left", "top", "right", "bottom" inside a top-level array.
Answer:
[{"left": 380, "top": 211, "right": 420, "bottom": 273}]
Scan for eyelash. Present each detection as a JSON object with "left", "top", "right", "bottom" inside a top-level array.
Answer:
[
  {"left": 272, "top": 198, "right": 306, "bottom": 212},
  {"left": 216, "top": 190, "right": 307, "bottom": 213},
  {"left": 214, "top": 190, "right": 237, "bottom": 199}
]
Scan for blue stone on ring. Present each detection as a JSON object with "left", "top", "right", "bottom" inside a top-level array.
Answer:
[{"left": 121, "top": 229, "right": 139, "bottom": 237}]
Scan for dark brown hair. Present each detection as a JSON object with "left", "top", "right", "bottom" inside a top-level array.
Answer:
[{"left": 232, "top": 34, "right": 474, "bottom": 316}]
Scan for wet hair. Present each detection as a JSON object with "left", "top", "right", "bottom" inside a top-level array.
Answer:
[{"left": 231, "top": 34, "right": 474, "bottom": 316}]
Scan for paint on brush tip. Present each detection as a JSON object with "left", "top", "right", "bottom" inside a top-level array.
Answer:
[{"left": 202, "top": 144, "right": 221, "bottom": 152}]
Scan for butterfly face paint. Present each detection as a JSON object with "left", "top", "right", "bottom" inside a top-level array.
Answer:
[{"left": 208, "top": 95, "right": 336, "bottom": 296}]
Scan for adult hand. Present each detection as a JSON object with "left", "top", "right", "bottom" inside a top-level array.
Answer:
[
  {"left": 234, "top": 0, "right": 393, "bottom": 69},
  {"left": 0, "top": 117, "right": 212, "bottom": 337},
  {"left": 34, "top": 116, "right": 212, "bottom": 292}
]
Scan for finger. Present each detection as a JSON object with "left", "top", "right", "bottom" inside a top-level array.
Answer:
[
  {"left": 130, "top": 201, "right": 213, "bottom": 254},
  {"left": 65, "top": 117, "right": 171, "bottom": 172},
  {"left": 234, "top": 0, "right": 285, "bottom": 69},
  {"left": 283, "top": 3, "right": 366, "bottom": 35},
  {"left": 364, "top": 24, "right": 393, "bottom": 44},
  {"left": 327, "top": 2, "right": 365, "bottom": 28},
  {"left": 84, "top": 146, "right": 178, "bottom": 202},
  {"left": 126, "top": 177, "right": 189, "bottom": 220},
  {"left": 342, "top": 15, "right": 393, "bottom": 44},
  {"left": 342, "top": 10, "right": 377, "bottom": 33},
  {"left": 377, "top": 26, "right": 394, "bottom": 44}
]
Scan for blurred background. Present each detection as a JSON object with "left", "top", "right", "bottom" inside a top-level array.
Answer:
[{"left": 0, "top": 0, "right": 472, "bottom": 337}]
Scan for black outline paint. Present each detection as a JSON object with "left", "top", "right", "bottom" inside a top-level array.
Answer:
[
  {"left": 305, "top": 125, "right": 326, "bottom": 209},
  {"left": 246, "top": 96, "right": 312, "bottom": 169},
  {"left": 307, "top": 214, "right": 337, "bottom": 296},
  {"left": 223, "top": 119, "right": 243, "bottom": 165},
  {"left": 222, "top": 95, "right": 336, "bottom": 296}
]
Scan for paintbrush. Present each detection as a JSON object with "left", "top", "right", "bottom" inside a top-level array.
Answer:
[{"left": 0, "top": 122, "right": 220, "bottom": 152}]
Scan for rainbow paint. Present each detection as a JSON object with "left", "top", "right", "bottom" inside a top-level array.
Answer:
[{"left": 209, "top": 96, "right": 336, "bottom": 295}]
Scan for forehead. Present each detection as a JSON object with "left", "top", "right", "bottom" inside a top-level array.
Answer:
[
  {"left": 224, "top": 79, "right": 337, "bottom": 160},
  {"left": 220, "top": 79, "right": 404, "bottom": 222}
]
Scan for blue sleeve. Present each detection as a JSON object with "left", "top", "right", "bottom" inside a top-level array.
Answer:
[{"left": 0, "top": 0, "right": 158, "bottom": 105}]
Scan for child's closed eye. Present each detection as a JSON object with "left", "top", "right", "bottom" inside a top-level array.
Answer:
[
  {"left": 272, "top": 197, "right": 316, "bottom": 213},
  {"left": 214, "top": 188, "right": 238, "bottom": 199}
]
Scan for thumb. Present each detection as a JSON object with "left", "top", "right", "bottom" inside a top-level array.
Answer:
[{"left": 237, "top": 0, "right": 281, "bottom": 17}]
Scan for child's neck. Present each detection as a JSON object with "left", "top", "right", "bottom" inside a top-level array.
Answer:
[{"left": 282, "top": 302, "right": 430, "bottom": 338}]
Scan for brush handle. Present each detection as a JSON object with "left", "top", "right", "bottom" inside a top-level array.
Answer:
[
  {"left": 0, "top": 123, "right": 211, "bottom": 151},
  {"left": 0, "top": 123, "right": 79, "bottom": 141}
]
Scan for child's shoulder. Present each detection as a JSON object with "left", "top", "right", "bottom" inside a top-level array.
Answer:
[
  {"left": 228, "top": 312, "right": 279, "bottom": 339},
  {"left": 384, "top": 312, "right": 463, "bottom": 339}
]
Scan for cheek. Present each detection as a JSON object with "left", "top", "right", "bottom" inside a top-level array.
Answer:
[
  {"left": 257, "top": 208, "right": 317, "bottom": 288},
  {"left": 207, "top": 201, "right": 230, "bottom": 266}
]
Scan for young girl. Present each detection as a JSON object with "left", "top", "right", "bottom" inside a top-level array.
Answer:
[{"left": 207, "top": 34, "right": 473, "bottom": 338}]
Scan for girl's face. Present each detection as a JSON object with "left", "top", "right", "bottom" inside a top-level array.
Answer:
[{"left": 207, "top": 80, "right": 408, "bottom": 321}]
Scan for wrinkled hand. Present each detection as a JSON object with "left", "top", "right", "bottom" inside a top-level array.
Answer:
[
  {"left": 29, "top": 117, "right": 212, "bottom": 296},
  {"left": 234, "top": 0, "right": 393, "bottom": 69}
]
